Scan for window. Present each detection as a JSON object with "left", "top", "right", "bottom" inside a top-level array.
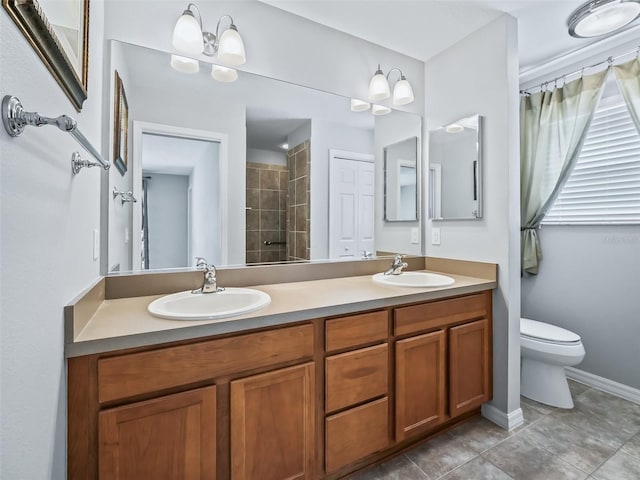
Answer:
[{"left": 544, "top": 80, "right": 640, "bottom": 225}]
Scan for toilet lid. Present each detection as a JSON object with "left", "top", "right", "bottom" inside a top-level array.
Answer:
[{"left": 520, "top": 318, "right": 581, "bottom": 344}]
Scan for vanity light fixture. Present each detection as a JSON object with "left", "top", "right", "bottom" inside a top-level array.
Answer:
[
  {"left": 172, "top": 3, "right": 246, "bottom": 65},
  {"left": 350, "top": 98, "right": 371, "bottom": 112},
  {"left": 170, "top": 54, "right": 200, "bottom": 74},
  {"left": 568, "top": 0, "right": 640, "bottom": 38},
  {"left": 445, "top": 123, "right": 465, "bottom": 133},
  {"left": 368, "top": 65, "right": 415, "bottom": 105},
  {"left": 372, "top": 104, "right": 391, "bottom": 116},
  {"left": 211, "top": 64, "right": 238, "bottom": 82}
]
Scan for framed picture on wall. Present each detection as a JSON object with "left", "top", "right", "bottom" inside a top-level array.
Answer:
[
  {"left": 113, "top": 70, "right": 129, "bottom": 176},
  {"left": 2, "top": 0, "right": 90, "bottom": 111}
]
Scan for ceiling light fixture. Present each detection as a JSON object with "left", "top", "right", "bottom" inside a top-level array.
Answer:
[
  {"left": 368, "top": 65, "right": 414, "bottom": 105},
  {"left": 172, "top": 3, "right": 246, "bottom": 65},
  {"left": 568, "top": 0, "right": 640, "bottom": 38},
  {"left": 280, "top": 143, "right": 289, "bottom": 150}
]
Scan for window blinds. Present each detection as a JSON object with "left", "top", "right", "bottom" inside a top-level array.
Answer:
[{"left": 544, "top": 93, "right": 640, "bottom": 225}]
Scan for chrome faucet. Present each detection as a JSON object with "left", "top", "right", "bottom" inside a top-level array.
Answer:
[
  {"left": 193, "top": 257, "right": 224, "bottom": 294},
  {"left": 384, "top": 254, "right": 408, "bottom": 276}
]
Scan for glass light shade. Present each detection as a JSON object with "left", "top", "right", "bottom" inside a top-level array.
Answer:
[
  {"left": 172, "top": 11, "right": 203, "bottom": 54},
  {"left": 350, "top": 99, "right": 371, "bottom": 112},
  {"left": 445, "top": 123, "right": 464, "bottom": 134},
  {"left": 217, "top": 27, "right": 246, "bottom": 66},
  {"left": 393, "top": 79, "right": 414, "bottom": 105},
  {"left": 369, "top": 72, "right": 390, "bottom": 101},
  {"left": 372, "top": 104, "right": 391, "bottom": 116},
  {"left": 570, "top": 1, "right": 640, "bottom": 37},
  {"left": 211, "top": 64, "right": 238, "bottom": 82},
  {"left": 170, "top": 54, "right": 200, "bottom": 74}
]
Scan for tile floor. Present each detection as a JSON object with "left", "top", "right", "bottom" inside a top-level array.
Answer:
[{"left": 350, "top": 381, "right": 640, "bottom": 480}]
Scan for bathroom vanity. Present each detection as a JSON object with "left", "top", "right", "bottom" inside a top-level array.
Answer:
[{"left": 66, "top": 258, "right": 495, "bottom": 479}]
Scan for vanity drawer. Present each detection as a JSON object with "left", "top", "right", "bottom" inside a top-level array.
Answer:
[
  {"left": 325, "top": 344, "right": 388, "bottom": 413},
  {"left": 97, "top": 323, "right": 314, "bottom": 403},
  {"left": 394, "top": 293, "right": 489, "bottom": 336},
  {"left": 325, "top": 310, "right": 388, "bottom": 352},
  {"left": 325, "top": 397, "right": 389, "bottom": 473}
]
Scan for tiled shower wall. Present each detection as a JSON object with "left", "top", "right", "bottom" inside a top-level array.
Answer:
[
  {"left": 287, "top": 140, "right": 311, "bottom": 261},
  {"left": 246, "top": 162, "right": 288, "bottom": 263}
]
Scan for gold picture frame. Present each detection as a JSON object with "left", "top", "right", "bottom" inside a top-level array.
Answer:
[
  {"left": 113, "top": 71, "right": 129, "bottom": 176},
  {"left": 2, "top": 0, "right": 90, "bottom": 111}
]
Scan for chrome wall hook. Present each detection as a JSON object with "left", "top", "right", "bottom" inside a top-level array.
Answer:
[
  {"left": 112, "top": 188, "right": 137, "bottom": 204},
  {"left": 71, "top": 152, "right": 105, "bottom": 175}
]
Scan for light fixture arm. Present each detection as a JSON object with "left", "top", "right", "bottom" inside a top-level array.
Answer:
[
  {"left": 186, "top": 3, "right": 203, "bottom": 29},
  {"left": 386, "top": 68, "right": 406, "bottom": 83},
  {"left": 214, "top": 14, "right": 235, "bottom": 39}
]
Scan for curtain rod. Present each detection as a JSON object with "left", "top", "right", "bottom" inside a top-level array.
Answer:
[{"left": 521, "top": 45, "right": 639, "bottom": 95}]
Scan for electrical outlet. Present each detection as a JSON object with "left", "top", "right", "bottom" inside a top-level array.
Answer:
[
  {"left": 93, "top": 229, "right": 99, "bottom": 261},
  {"left": 411, "top": 227, "right": 419, "bottom": 244},
  {"left": 431, "top": 227, "right": 441, "bottom": 245}
]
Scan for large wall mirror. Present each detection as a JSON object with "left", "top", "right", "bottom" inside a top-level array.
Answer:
[
  {"left": 384, "top": 136, "right": 418, "bottom": 221},
  {"left": 105, "top": 41, "right": 423, "bottom": 274},
  {"left": 428, "top": 114, "right": 482, "bottom": 220}
]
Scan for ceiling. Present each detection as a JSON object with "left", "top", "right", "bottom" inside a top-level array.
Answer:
[{"left": 260, "top": 0, "right": 640, "bottom": 70}]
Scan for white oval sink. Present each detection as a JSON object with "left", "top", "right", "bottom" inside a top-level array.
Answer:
[
  {"left": 148, "top": 288, "right": 271, "bottom": 321},
  {"left": 372, "top": 271, "right": 455, "bottom": 288}
]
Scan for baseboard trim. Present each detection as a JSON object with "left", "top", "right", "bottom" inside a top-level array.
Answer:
[
  {"left": 481, "top": 403, "right": 524, "bottom": 431},
  {"left": 566, "top": 367, "right": 640, "bottom": 405}
]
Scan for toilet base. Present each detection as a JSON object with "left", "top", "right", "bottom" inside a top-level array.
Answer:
[{"left": 521, "top": 357, "right": 574, "bottom": 409}]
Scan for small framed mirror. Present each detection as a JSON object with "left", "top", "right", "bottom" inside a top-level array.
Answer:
[
  {"left": 428, "top": 114, "right": 482, "bottom": 220},
  {"left": 384, "top": 136, "right": 418, "bottom": 222}
]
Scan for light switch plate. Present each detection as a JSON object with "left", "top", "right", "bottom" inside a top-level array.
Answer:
[
  {"left": 431, "top": 227, "right": 441, "bottom": 245},
  {"left": 411, "top": 227, "right": 419, "bottom": 244}
]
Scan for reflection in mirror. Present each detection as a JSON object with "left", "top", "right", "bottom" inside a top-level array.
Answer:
[
  {"left": 384, "top": 137, "right": 418, "bottom": 221},
  {"left": 106, "top": 40, "right": 423, "bottom": 274},
  {"left": 428, "top": 114, "right": 482, "bottom": 220}
]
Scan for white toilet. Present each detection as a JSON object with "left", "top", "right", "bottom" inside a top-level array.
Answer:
[{"left": 520, "top": 318, "right": 585, "bottom": 408}]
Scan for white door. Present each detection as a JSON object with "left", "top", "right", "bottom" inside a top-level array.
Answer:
[{"left": 329, "top": 152, "right": 375, "bottom": 259}]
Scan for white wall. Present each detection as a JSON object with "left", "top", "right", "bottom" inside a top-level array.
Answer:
[
  {"left": 425, "top": 15, "right": 521, "bottom": 419},
  {"left": 103, "top": 0, "right": 424, "bottom": 115},
  {"left": 127, "top": 85, "right": 245, "bottom": 264},
  {"left": 190, "top": 146, "right": 221, "bottom": 266},
  {"left": 522, "top": 228, "right": 640, "bottom": 390},
  {"left": 310, "top": 121, "right": 374, "bottom": 259},
  {"left": 374, "top": 112, "right": 422, "bottom": 255},
  {"left": 146, "top": 174, "right": 189, "bottom": 269},
  {"left": 106, "top": 41, "right": 134, "bottom": 272},
  {"left": 0, "top": 2, "right": 105, "bottom": 478}
]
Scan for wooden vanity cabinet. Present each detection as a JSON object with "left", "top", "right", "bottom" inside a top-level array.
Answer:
[
  {"left": 68, "top": 290, "right": 493, "bottom": 480},
  {"left": 99, "top": 386, "right": 217, "bottom": 479},
  {"left": 449, "top": 318, "right": 491, "bottom": 417},
  {"left": 230, "top": 362, "right": 315, "bottom": 480},
  {"left": 395, "top": 330, "right": 446, "bottom": 441}
]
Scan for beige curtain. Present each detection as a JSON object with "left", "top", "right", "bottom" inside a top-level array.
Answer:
[
  {"left": 520, "top": 69, "right": 608, "bottom": 274},
  {"left": 613, "top": 57, "right": 640, "bottom": 133}
]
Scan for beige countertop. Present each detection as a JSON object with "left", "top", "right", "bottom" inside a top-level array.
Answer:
[{"left": 67, "top": 269, "right": 496, "bottom": 357}]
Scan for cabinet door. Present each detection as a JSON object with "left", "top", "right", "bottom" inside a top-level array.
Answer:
[
  {"left": 231, "top": 363, "right": 315, "bottom": 480},
  {"left": 449, "top": 318, "right": 491, "bottom": 417},
  {"left": 99, "top": 386, "right": 216, "bottom": 480},
  {"left": 395, "top": 330, "right": 446, "bottom": 441}
]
